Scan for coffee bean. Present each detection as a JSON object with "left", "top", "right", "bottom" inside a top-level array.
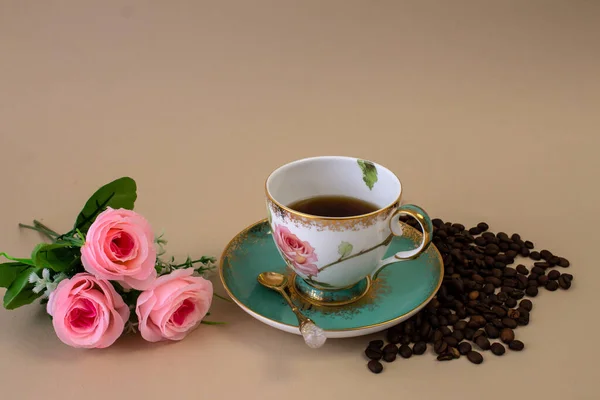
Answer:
[
  {"left": 497, "top": 232, "right": 510, "bottom": 242},
  {"left": 449, "top": 346, "right": 461, "bottom": 359},
  {"left": 510, "top": 290, "right": 525, "bottom": 300},
  {"left": 365, "top": 347, "right": 383, "bottom": 360},
  {"left": 474, "top": 237, "right": 487, "bottom": 246},
  {"left": 540, "top": 250, "right": 553, "bottom": 260},
  {"left": 545, "top": 280, "right": 559, "bottom": 291},
  {"left": 486, "top": 276, "right": 502, "bottom": 287},
  {"left": 558, "top": 276, "right": 572, "bottom": 289},
  {"left": 433, "top": 330, "right": 443, "bottom": 342},
  {"left": 500, "top": 328, "right": 515, "bottom": 344},
  {"left": 440, "top": 326, "right": 452, "bottom": 336},
  {"left": 454, "top": 320, "right": 467, "bottom": 331},
  {"left": 387, "top": 330, "right": 401, "bottom": 344},
  {"left": 499, "top": 242, "right": 510, "bottom": 252},
  {"left": 485, "top": 324, "right": 500, "bottom": 339},
  {"left": 491, "top": 343, "right": 506, "bottom": 356},
  {"left": 502, "top": 318, "right": 518, "bottom": 329},
  {"left": 491, "top": 306, "right": 506, "bottom": 317},
  {"left": 497, "top": 292, "right": 509, "bottom": 302},
  {"left": 548, "top": 270, "right": 561, "bottom": 280},
  {"left": 530, "top": 251, "right": 541, "bottom": 260},
  {"left": 525, "top": 286, "right": 539, "bottom": 297},
  {"left": 444, "top": 336, "right": 459, "bottom": 347},
  {"left": 549, "top": 256, "right": 560, "bottom": 266},
  {"left": 505, "top": 297, "right": 517, "bottom": 308},
  {"left": 506, "top": 249, "right": 519, "bottom": 258},
  {"left": 558, "top": 257, "right": 570, "bottom": 268},
  {"left": 538, "top": 275, "right": 549, "bottom": 285},
  {"left": 528, "top": 273, "right": 539, "bottom": 281},
  {"left": 495, "top": 254, "right": 507, "bottom": 263},
  {"left": 452, "top": 330, "right": 465, "bottom": 342},
  {"left": 383, "top": 344, "right": 398, "bottom": 354},
  {"left": 519, "top": 299, "right": 533, "bottom": 311},
  {"left": 467, "top": 351, "right": 484, "bottom": 364},
  {"left": 472, "top": 274, "right": 485, "bottom": 284},
  {"left": 447, "top": 314, "right": 459, "bottom": 325},
  {"left": 400, "top": 335, "right": 412, "bottom": 345},
  {"left": 520, "top": 247, "right": 530, "bottom": 257},
  {"left": 475, "top": 335, "right": 491, "bottom": 350},
  {"left": 469, "top": 227, "right": 481, "bottom": 235},
  {"left": 477, "top": 222, "right": 489, "bottom": 231},
  {"left": 516, "top": 265, "right": 529, "bottom": 275},
  {"left": 504, "top": 267, "right": 517, "bottom": 278},
  {"left": 464, "top": 328, "right": 475, "bottom": 340},
  {"left": 531, "top": 266, "right": 545, "bottom": 275},
  {"left": 437, "top": 353, "right": 454, "bottom": 361},
  {"left": 507, "top": 309, "right": 520, "bottom": 319},
  {"left": 483, "top": 283, "right": 495, "bottom": 295},
  {"left": 412, "top": 341, "right": 427, "bottom": 355},
  {"left": 434, "top": 340, "right": 448, "bottom": 355},
  {"left": 534, "top": 262, "right": 551, "bottom": 269},
  {"left": 469, "top": 315, "right": 486, "bottom": 328},
  {"left": 509, "top": 243, "right": 521, "bottom": 251},
  {"left": 399, "top": 344, "right": 412, "bottom": 358},
  {"left": 469, "top": 291, "right": 479, "bottom": 300},
  {"left": 492, "top": 269, "right": 503, "bottom": 278},
  {"left": 485, "top": 244, "right": 500, "bottom": 256},
  {"left": 508, "top": 340, "right": 525, "bottom": 351},
  {"left": 369, "top": 340, "right": 384, "bottom": 349},
  {"left": 368, "top": 360, "right": 383, "bottom": 373},
  {"left": 524, "top": 240, "right": 534, "bottom": 249},
  {"left": 562, "top": 273, "right": 574, "bottom": 281},
  {"left": 458, "top": 342, "right": 472, "bottom": 355},
  {"left": 383, "top": 351, "right": 397, "bottom": 362}
]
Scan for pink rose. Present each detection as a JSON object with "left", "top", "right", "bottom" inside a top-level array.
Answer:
[
  {"left": 136, "top": 268, "right": 213, "bottom": 342},
  {"left": 47, "top": 273, "right": 130, "bottom": 349},
  {"left": 81, "top": 207, "right": 157, "bottom": 290},
  {"left": 273, "top": 224, "right": 319, "bottom": 276}
]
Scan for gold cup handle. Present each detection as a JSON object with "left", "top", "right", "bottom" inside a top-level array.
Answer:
[{"left": 371, "top": 204, "right": 434, "bottom": 281}]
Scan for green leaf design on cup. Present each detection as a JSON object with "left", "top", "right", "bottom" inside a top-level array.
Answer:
[
  {"left": 338, "top": 241, "right": 353, "bottom": 258},
  {"left": 357, "top": 160, "right": 378, "bottom": 190}
]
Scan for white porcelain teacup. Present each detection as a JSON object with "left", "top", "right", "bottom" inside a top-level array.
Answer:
[{"left": 265, "top": 156, "right": 433, "bottom": 305}]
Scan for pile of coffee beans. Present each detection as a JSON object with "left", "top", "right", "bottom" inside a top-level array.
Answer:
[{"left": 365, "top": 217, "right": 573, "bottom": 374}]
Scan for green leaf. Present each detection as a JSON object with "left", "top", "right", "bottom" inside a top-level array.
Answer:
[
  {"left": 338, "top": 241, "right": 353, "bottom": 258},
  {"left": 31, "top": 243, "right": 79, "bottom": 272},
  {"left": 0, "top": 262, "right": 31, "bottom": 288},
  {"left": 201, "top": 320, "right": 227, "bottom": 325},
  {"left": 357, "top": 159, "right": 378, "bottom": 190},
  {"left": 0, "top": 252, "right": 36, "bottom": 266},
  {"left": 3, "top": 267, "right": 43, "bottom": 310},
  {"left": 74, "top": 177, "right": 137, "bottom": 233}
]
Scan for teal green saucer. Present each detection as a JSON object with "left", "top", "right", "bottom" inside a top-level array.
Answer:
[{"left": 219, "top": 219, "right": 443, "bottom": 338}]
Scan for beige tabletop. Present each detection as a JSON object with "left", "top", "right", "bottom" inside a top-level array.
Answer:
[{"left": 1, "top": 1, "right": 599, "bottom": 399}]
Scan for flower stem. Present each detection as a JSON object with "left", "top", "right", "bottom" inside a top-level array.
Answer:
[
  {"left": 213, "top": 293, "right": 232, "bottom": 302},
  {"left": 317, "top": 234, "right": 393, "bottom": 273},
  {"left": 18, "top": 223, "right": 57, "bottom": 242}
]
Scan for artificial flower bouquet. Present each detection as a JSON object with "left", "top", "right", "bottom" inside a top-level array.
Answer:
[{"left": 0, "top": 177, "right": 222, "bottom": 348}]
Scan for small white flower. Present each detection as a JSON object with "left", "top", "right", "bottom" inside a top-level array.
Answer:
[{"left": 28, "top": 269, "right": 68, "bottom": 298}]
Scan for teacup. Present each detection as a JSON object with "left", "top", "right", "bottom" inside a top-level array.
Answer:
[{"left": 265, "top": 156, "right": 433, "bottom": 306}]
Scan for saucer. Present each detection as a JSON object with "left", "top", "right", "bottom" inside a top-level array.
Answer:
[{"left": 219, "top": 219, "right": 443, "bottom": 339}]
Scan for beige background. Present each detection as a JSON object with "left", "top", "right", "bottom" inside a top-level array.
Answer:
[{"left": 1, "top": 1, "right": 599, "bottom": 399}]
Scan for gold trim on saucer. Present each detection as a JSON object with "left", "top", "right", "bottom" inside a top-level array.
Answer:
[
  {"left": 290, "top": 272, "right": 372, "bottom": 307},
  {"left": 218, "top": 219, "right": 444, "bottom": 333}
]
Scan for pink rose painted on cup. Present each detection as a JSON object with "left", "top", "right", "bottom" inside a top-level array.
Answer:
[
  {"left": 47, "top": 273, "right": 130, "bottom": 349},
  {"left": 81, "top": 207, "right": 157, "bottom": 290},
  {"left": 136, "top": 268, "right": 213, "bottom": 342},
  {"left": 273, "top": 224, "right": 319, "bottom": 277}
]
